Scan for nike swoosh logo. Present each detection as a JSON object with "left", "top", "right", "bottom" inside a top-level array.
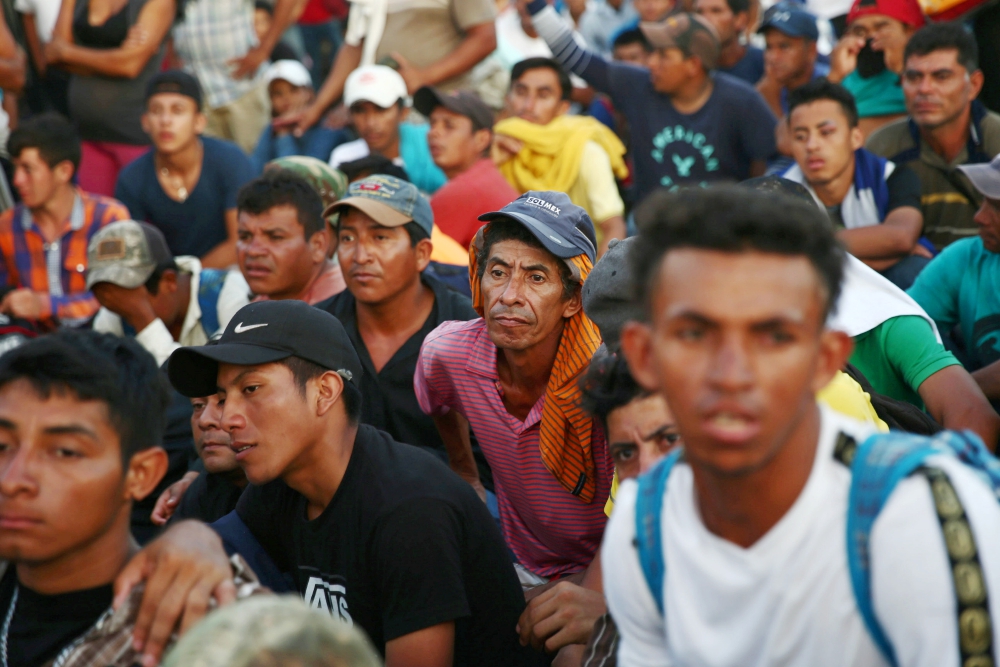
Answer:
[{"left": 234, "top": 322, "right": 268, "bottom": 334}]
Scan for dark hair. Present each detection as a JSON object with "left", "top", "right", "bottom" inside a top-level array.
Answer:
[
  {"left": 787, "top": 77, "right": 859, "bottom": 127},
  {"left": 476, "top": 218, "right": 579, "bottom": 300},
  {"left": 254, "top": 0, "right": 274, "bottom": 14},
  {"left": 145, "top": 259, "right": 181, "bottom": 296},
  {"left": 726, "top": 0, "right": 750, "bottom": 13},
  {"left": 278, "top": 356, "right": 361, "bottom": 424},
  {"left": 904, "top": 22, "right": 979, "bottom": 73},
  {"left": 0, "top": 330, "right": 171, "bottom": 463},
  {"left": 580, "top": 352, "right": 647, "bottom": 430},
  {"left": 631, "top": 187, "right": 845, "bottom": 319},
  {"left": 511, "top": 57, "right": 573, "bottom": 102},
  {"left": 9, "top": 113, "right": 81, "bottom": 173},
  {"left": 339, "top": 155, "right": 410, "bottom": 183},
  {"left": 612, "top": 28, "right": 652, "bottom": 53},
  {"left": 237, "top": 170, "right": 325, "bottom": 239}
]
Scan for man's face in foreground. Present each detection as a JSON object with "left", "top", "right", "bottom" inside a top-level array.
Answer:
[
  {"left": 622, "top": 249, "right": 847, "bottom": 477},
  {"left": 481, "top": 239, "right": 581, "bottom": 353},
  {"left": 0, "top": 381, "right": 132, "bottom": 563},
  {"left": 216, "top": 362, "right": 324, "bottom": 485}
]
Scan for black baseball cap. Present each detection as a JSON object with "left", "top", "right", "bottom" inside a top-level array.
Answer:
[
  {"left": 478, "top": 191, "right": 597, "bottom": 262},
  {"left": 413, "top": 86, "right": 495, "bottom": 131},
  {"left": 167, "top": 300, "right": 362, "bottom": 398},
  {"left": 146, "top": 70, "right": 203, "bottom": 110}
]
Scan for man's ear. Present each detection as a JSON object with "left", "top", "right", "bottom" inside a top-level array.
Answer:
[
  {"left": 473, "top": 128, "right": 492, "bottom": 156},
  {"left": 159, "top": 269, "right": 179, "bottom": 294},
  {"left": 970, "top": 69, "right": 985, "bottom": 100},
  {"left": 141, "top": 113, "right": 151, "bottom": 137},
  {"left": 620, "top": 320, "right": 660, "bottom": 392},
  {"left": 734, "top": 10, "right": 750, "bottom": 33},
  {"left": 811, "top": 328, "right": 854, "bottom": 395},
  {"left": 850, "top": 125, "right": 864, "bottom": 151},
  {"left": 124, "top": 447, "right": 170, "bottom": 502},
  {"left": 314, "top": 369, "right": 346, "bottom": 418},
  {"left": 194, "top": 112, "right": 208, "bottom": 136},
  {"left": 309, "top": 227, "right": 331, "bottom": 262},
  {"left": 415, "top": 236, "right": 433, "bottom": 272},
  {"left": 561, "top": 286, "right": 583, "bottom": 319},
  {"left": 54, "top": 160, "right": 75, "bottom": 187},
  {"left": 557, "top": 99, "right": 572, "bottom": 117}
]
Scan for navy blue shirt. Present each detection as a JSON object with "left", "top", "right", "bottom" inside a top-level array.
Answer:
[
  {"left": 718, "top": 45, "right": 765, "bottom": 85},
  {"left": 114, "top": 137, "right": 256, "bottom": 258},
  {"left": 526, "top": 1, "right": 777, "bottom": 202}
]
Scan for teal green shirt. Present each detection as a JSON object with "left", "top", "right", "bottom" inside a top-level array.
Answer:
[
  {"left": 908, "top": 237, "right": 1000, "bottom": 370},
  {"left": 842, "top": 70, "right": 906, "bottom": 118},
  {"left": 850, "top": 315, "right": 960, "bottom": 408}
]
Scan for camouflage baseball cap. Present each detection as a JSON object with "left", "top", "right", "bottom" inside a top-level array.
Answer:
[
  {"left": 640, "top": 13, "right": 721, "bottom": 70},
  {"left": 86, "top": 220, "right": 173, "bottom": 290},
  {"left": 161, "top": 596, "right": 382, "bottom": 667},
  {"left": 325, "top": 174, "right": 434, "bottom": 237},
  {"left": 266, "top": 156, "right": 349, "bottom": 223}
]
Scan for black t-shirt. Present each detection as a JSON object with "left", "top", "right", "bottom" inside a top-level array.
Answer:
[
  {"left": 315, "top": 274, "right": 494, "bottom": 489},
  {"left": 0, "top": 568, "right": 112, "bottom": 667},
  {"left": 173, "top": 471, "right": 246, "bottom": 524},
  {"left": 235, "top": 425, "right": 541, "bottom": 666}
]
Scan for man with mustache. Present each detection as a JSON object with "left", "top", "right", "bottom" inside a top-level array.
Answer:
[
  {"left": 316, "top": 175, "right": 486, "bottom": 485},
  {"left": 236, "top": 169, "right": 345, "bottom": 304},
  {"left": 415, "top": 192, "right": 612, "bottom": 597},
  {"left": 867, "top": 23, "right": 1000, "bottom": 249}
]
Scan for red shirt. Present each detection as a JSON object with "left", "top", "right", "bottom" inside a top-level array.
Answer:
[{"left": 430, "top": 159, "right": 520, "bottom": 250}]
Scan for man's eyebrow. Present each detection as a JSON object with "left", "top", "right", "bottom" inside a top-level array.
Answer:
[
  {"left": 0, "top": 418, "right": 14, "bottom": 431},
  {"left": 44, "top": 425, "right": 100, "bottom": 440},
  {"left": 487, "top": 256, "right": 513, "bottom": 269},
  {"left": 750, "top": 315, "right": 806, "bottom": 331},
  {"left": 608, "top": 441, "right": 637, "bottom": 452},
  {"left": 523, "top": 263, "right": 551, "bottom": 274},
  {"left": 643, "top": 424, "right": 675, "bottom": 441}
]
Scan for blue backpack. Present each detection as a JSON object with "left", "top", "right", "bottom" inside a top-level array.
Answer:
[
  {"left": 121, "top": 268, "right": 228, "bottom": 338},
  {"left": 634, "top": 429, "right": 1000, "bottom": 667}
]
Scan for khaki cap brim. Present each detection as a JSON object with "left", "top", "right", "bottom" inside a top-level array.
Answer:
[{"left": 324, "top": 197, "right": 413, "bottom": 227}]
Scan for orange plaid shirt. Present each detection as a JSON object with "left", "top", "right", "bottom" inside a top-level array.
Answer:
[{"left": 0, "top": 190, "right": 129, "bottom": 327}]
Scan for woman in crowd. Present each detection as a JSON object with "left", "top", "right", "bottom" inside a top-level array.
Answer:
[{"left": 44, "top": 0, "right": 175, "bottom": 196}]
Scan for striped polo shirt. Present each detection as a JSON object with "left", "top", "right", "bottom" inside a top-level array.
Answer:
[{"left": 415, "top": 318, "right": 612, "bottom": 579}]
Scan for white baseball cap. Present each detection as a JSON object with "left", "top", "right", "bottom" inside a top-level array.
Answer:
[
  {"left": 344, "top": 65, "right": 409, "bottom": 109},
  {"left": 265, "top": 60, "right": 313, "bottom": 88}
]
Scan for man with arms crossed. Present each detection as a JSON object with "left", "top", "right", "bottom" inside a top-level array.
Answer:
[{"left": 610, "top": 187, "right": 1000, "bottom": 665}]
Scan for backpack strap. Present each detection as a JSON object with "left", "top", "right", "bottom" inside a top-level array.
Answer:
[
  {"left": 197, "top": 268, "right": 227, "bottom": 337},
  {"left": 634, "top": 448, "right": 684, "bottom": 615},
  {"left": 840, "top": 429, "right": 999, "bottom": 667}
]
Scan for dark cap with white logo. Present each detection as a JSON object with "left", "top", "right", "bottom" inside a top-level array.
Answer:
[
  {"left": 166, "top": 300, "right": 363, "bottom": 398},
  {"left": 478, "top": 191, "right": 597, "bottom": 263}
]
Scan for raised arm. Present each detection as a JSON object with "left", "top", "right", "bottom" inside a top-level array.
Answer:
[
  {"left": 46, "top": 0, "right": 176, "bottom": 78},
  {"left": 524, "top": 0, "right": 618, "bottom": 94},
  {"left": 0, "top": 11, "right": 25, "bottom": 92}
]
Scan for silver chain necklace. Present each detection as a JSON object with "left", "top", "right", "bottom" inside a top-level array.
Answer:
[
  {"left": 0, "top": 586, "right": 19, "bottom": 667},
  {"left": 0, "top": 586, "right": 91, "bottom": 667}
]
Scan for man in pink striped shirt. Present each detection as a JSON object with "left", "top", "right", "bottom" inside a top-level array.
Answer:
[{"left": 415, "top": 191, "right": 612, "bottom": 587}]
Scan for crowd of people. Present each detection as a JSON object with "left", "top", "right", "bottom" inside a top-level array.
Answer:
[{"left": 0, "top": 0, "right": 999, "bottom": 665}]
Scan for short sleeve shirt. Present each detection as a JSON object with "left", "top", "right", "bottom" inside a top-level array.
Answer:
[
  {"left": 849, "top": 315, "right": 961, "bottom": 408},
  {"left": 346, "top": 0, "right": 496, "bottom": 91},
  {"left": 235, "top": 425, "right": 539, "bottom": 665},
  {"left": 114, "top": 137, "right": 256, "bottom": 258},
  {"left": 414, "top": 318, "right": 612, "bottom": 578},
  {"left": 907, "top": 237, "right": 1000, "bottom": 371},
  {"left": 602, "top": 68, "right": 777, "bottom": 200},
  {"left": 567, "top": 141, "right": 625, "bottom": 246}
]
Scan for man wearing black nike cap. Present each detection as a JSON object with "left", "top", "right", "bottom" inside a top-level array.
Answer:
[{"left": 163, "top": 299, "right": 541, "bottom": 666}]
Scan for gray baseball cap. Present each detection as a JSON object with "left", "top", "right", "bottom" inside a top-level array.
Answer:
[
  {"left": 324, "top": 174, "right": 434, "bottom": 237},
  {"left": 86, "top": 220, "right": 173, "bottom": 290},
  {"left": 958, "top": 154, "right": 1000, "bottom": 200},
  {"left": 582, "top": 237, "right": 644, "bottom": 350}
]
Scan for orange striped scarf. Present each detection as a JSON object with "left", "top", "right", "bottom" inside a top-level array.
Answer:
[{"left": 469, "top": 226, "right": 603, "bottom": 503}]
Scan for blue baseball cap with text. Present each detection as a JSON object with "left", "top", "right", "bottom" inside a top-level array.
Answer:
[
  {"left": 479, "top": 191, "right": 597, "bottom": 262},
  {"left": 758, "top": 3, "right": 819, "bottom": 41}
]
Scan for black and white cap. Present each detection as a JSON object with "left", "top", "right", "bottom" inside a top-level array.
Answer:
[{"left": 167, "top": 300, "right": 362, "bottom": 398}]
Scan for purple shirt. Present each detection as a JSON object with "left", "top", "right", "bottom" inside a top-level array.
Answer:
[{"left": 415, "top": 318, "right": 612, "bottom": 578}]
